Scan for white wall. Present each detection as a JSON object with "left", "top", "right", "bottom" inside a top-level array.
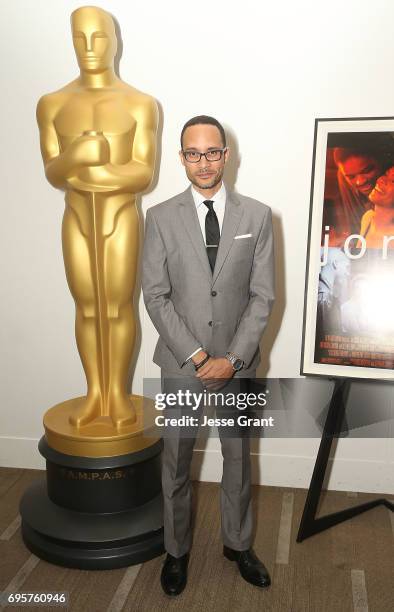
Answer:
[{"left": 1, "top": 0, "right": 393, "bottom": 494}]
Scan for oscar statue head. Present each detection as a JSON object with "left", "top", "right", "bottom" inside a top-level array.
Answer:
[{"left": 71, "top": 6, "right": 117, "bottom": 73}]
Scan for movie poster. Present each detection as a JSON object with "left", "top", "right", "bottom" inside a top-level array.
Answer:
[{"left": 302, "top": 118, "right": 394, "bottom": 379}]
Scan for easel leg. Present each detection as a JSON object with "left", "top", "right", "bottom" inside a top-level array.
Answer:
[{"left": 297, "top": 378, "right": 394, "bottom": 542}]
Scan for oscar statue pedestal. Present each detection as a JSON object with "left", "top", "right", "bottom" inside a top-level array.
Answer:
[{"left": 20, "top": 395, "right": 164, "bottom": 569}]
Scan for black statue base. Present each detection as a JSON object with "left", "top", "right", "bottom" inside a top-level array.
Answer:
[{"left": 20, "top": 437, "right": 164, "bottom": 569}]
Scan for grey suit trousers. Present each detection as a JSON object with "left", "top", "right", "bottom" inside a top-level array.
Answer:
[{"left": 161, "top": 369, "right": 254, "bottom": 558}]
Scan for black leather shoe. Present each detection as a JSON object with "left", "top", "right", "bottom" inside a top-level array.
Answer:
[
  {"left": 160, "top": 552, "right": 189, "bottom": 596},
  {"left": 223, "top": 545, "right": 271, "bottom": 588}
]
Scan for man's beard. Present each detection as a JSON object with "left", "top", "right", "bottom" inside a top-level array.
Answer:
[{"left": 189, "top": 169, "right": 223, "bottom": 190}]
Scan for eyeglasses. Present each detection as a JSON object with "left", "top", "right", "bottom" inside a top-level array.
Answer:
[{"left": 182, "top": 148, "right": 227, "bottom": 163}]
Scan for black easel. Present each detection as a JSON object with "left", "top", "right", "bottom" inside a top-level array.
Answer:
[{"left": 297, "top": 378, "right": 394, "bottom": 542}]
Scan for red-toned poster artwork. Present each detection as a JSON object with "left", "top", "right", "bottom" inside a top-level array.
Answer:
[{"left": 315, "top": 131, "right": 394, "bottom": 373}]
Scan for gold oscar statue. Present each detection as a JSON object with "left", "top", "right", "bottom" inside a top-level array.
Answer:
[
  {"left": 20, "top": 7, "right": 164, "bottom": 569},
  {"left": 36, "top": 5, "right": 158, "bottom": 453}
]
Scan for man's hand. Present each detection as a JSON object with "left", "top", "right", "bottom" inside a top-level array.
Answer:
[
  {"left": 196, "top": 357, "right": 234, "bottom": 380},
  {"left": 195, "top": 356, "right": 235, "bottom": 390}
]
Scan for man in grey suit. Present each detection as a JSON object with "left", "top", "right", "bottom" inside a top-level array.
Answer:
[{"left": 142, "top": 115, "right": 275, "bottom": 596}]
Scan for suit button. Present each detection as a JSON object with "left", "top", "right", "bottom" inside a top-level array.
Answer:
[
  {"left": 208, "top": 320, "right": 213, "bottom": 326},
  {"left": 211, "top": 291, "right": 217, "bottom": 296}
]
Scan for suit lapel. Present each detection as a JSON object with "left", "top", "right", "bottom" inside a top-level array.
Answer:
[
  {"left": 178, "top": 186, "right": 212, "bottom": 280},
  {"left": 212, "top": 190, "right": 243, "bottom": 285}
]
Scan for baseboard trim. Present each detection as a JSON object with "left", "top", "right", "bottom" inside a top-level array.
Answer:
[
  {"left": 191, "top": 448, "right": 394, "bottom": 495},
  {"left": 1, "top": 436, "right": 392, "bottom": 494},
  {"left": 0, "top": 436, "right": 45, "bottom": 470}
]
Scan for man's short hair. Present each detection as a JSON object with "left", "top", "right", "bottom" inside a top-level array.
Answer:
[
  {"left": 333, "top": 148, "right": 376, "bottom": 167},
  {"left": 181, "top": 115, "right": 226, "bottom": 148},
  {"left": 333, "top": 146, "right": 388, "bottom": 170}
]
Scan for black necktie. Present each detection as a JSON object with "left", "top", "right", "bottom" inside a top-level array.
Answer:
[{"left": 204, "top": 200, "right": 220, "bottom": 272}]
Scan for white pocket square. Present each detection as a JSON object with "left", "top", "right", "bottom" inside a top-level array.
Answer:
[{"left": 234, "top": 233, "right": 252, "bottom": 240}]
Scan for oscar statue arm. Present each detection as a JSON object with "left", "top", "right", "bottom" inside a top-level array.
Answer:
[
  {"left": 109, "top": 96, "right": 158, "bottom": 192},
  {"left": 68, "top": 96, "right": 158, "bottom": 194},
  {"left": 36, "top": 94, "right": 110, "bottom": 191}
]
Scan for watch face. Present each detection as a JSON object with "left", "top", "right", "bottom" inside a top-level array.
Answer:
[{"left": 233, "top": 359, "right": 243, "bottom": 371}]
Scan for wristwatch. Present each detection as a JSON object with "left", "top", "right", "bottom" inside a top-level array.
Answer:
[{"left": 225, "top": 352, "right": 244, "bottom": 371}]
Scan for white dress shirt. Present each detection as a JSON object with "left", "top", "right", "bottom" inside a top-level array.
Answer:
[
  {"left": 185, "top": 182, "right": 227, "bottom": 363},
  {"left": 191, "top": 181, "right": 226, "bottom": 238}
]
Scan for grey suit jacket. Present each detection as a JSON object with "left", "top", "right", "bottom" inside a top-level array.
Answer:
[{"left": 142, "top": 184, "right": 275, "bottom": 376}]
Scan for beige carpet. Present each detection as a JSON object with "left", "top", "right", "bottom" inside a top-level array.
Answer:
[{"left": 0, "top": 468, "right": 393, "bottom": 611}]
